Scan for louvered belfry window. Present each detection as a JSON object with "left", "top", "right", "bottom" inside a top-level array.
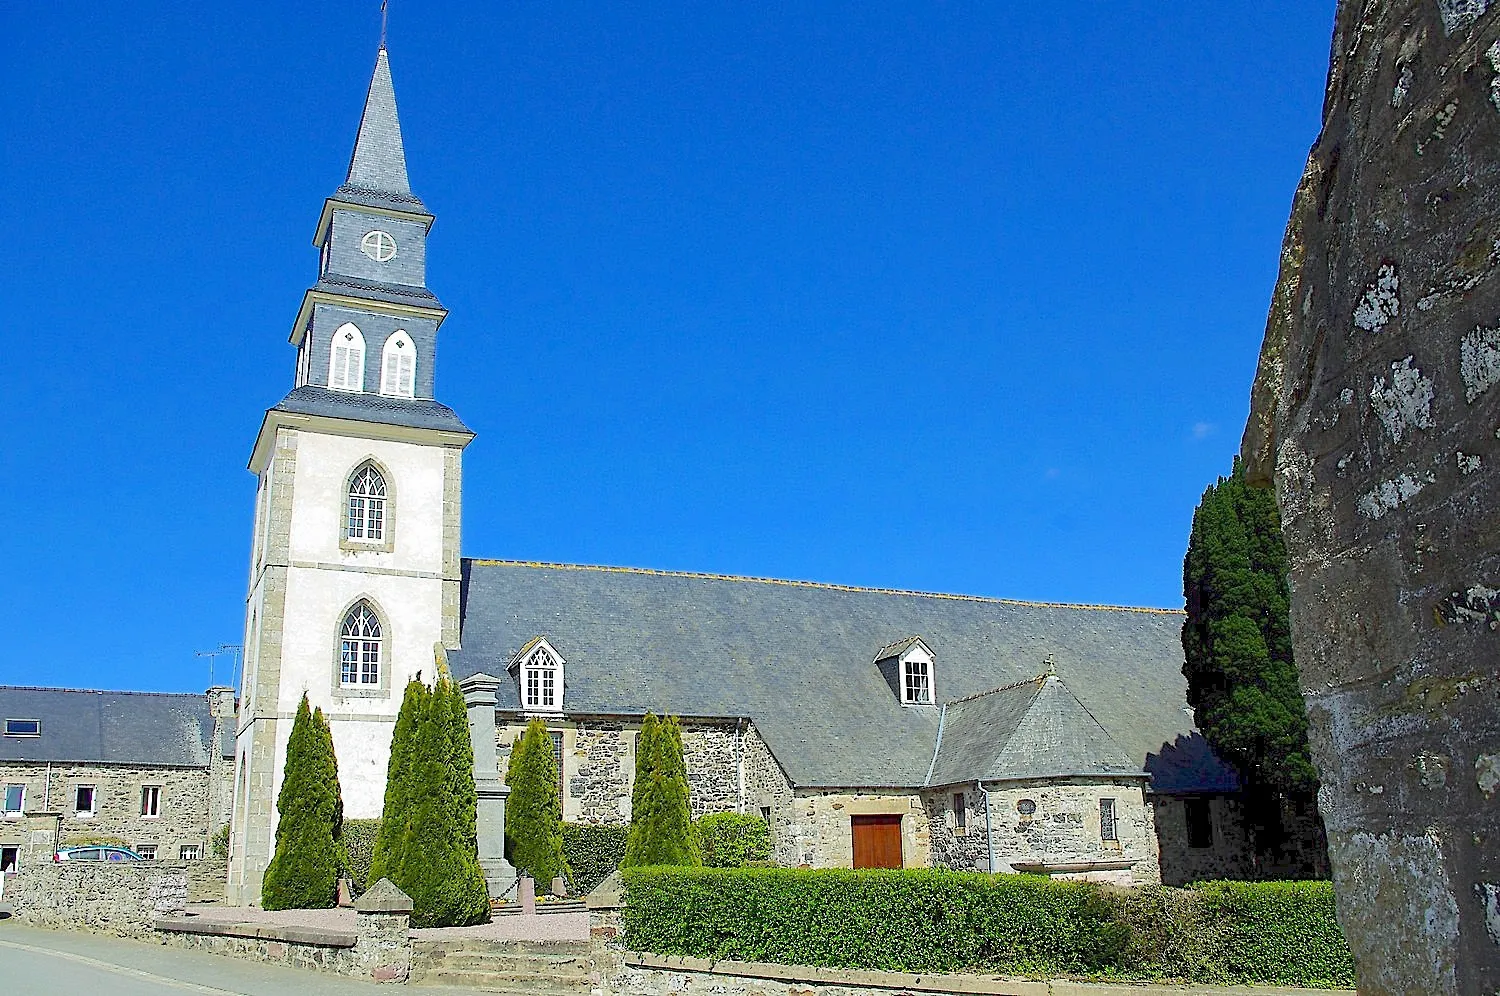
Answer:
[
  {"left": 347, "top": 464, "right": 387, "bottom": 542},
  {"left": 328, "top": 324, "right": 366, "bottom": 391},
  {"left": 340, "top": 602, "right": 382, "bottom": 687},
  {"left": 380, "top": 331, "right": 416, "bottom": 399}
]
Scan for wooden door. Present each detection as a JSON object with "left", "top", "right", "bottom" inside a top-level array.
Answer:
[{"left": 851, "top": 814, "right": 904, "bottom": 869}]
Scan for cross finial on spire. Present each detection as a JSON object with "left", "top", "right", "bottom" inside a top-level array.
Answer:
[{"left": 380, "top": 0, "right": 390, "bottom": 50}]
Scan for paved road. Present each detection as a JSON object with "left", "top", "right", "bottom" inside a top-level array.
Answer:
[{"left": 0, "top": 922, "right": 494, "bottom": 996}]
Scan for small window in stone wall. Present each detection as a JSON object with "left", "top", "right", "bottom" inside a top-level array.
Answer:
[
  {"left": 136, "top": 844, "right": 157, "bottom": 860},
  {"left": 140, "top": 785, "right": 161, "bottom": 818},
  {"left": 953, "top": 792, "right": 967, "bottom": 830},
  {"left": 1016, "top": 798, "right": 1036, "bottom": 821},
  {"left": 180, "top": 844, "right": 201, "bottom": 861},
  {"left": 2, "top": 784, "right": 23, "bottom": 815},
  {"left": 1099, "top": 798, "right": 1118, "bottom": 842},
  {"left": 1185, "top": 797, "right": 1214, "bottom": 848},
  {"left": 75, "top": 785, "right": 95, "bottom": 815},
  {"left": 549, "top": 731, "right": 564, "bottom": 800}
]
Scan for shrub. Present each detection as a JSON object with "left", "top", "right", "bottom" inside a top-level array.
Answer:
[
  {"left": 696, "top": 813, "right": 771, "bottom": 867},
  {"left": 262, "top": 695, "right": 342, "bottom": 910},
  {"left": 210, "top": 824, "right": 231, "bottom": 859},
  {"left": 506, "top": 717, "right": 569, "bottom": 885},
  {"left": 341, "top": 818, "right": 381, "bottom": 896},
  {"left": 562, "top": 822, "right": 630, "bottom": 894},
  {"left": 623, "top": 714, "right": 701, "bottom": 868},
  {"left": 621, "top": 867, "right": 1354, "bottom": 987},
  {"left": 369, "top": 678, "right": 426, "bottom": 887}
]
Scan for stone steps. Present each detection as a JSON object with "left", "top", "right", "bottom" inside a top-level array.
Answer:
[
  {"left": 410, "top": 939, "right": 594, "bottom": 993},
  {"left": 491, "top": 899, "right": 587, "bottom": 916},
  {"left": 411, "top": 968, "right": 591, "bottom": 994}
]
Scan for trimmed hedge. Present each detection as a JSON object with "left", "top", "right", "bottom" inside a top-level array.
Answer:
[
  {"left": 621, "top": 867, "right": 1354, "bottom": 988},
  {"left": 695, "top": 813, "right": 771, "bottom": 867},
  {"left": 342, "top": 818, "right": 381, "bottom": 896},
  {"left": 563, "top": 823, "right": 630, "bottom": 894}
]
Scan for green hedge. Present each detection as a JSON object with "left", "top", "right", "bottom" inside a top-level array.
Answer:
[
  {"left": 621, "top": 867, "right": 1353, "bottom": 987},
  {"left": 342, "top": 818, "right": 382, "bottom": 896},
  {"left": 563, "top": 823, "right": 629, "bottom": 894},
  {"left": 695, "top": 813, "right": 771, "bottom": 868}
]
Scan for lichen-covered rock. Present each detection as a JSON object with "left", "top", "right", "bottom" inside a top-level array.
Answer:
[{"left": 1244, "top": 4, "right": 1500, "bottom": 993}]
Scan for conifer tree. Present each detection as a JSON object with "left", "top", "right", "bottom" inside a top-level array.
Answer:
[
  {"left": 262, "top": 694, "right": 342, "bottom": 909},
  {"left": 369, "top": 678, "right": 427, "bottom": 887},
  {"left": 1183, "top": 459, "right": 1322, "bottom": 854},
  {"left": 623, "top": 714, "right": 702, "bottom": 867},
  {"left": 504, "top": 718, "right": 568, "bottom": 884}
]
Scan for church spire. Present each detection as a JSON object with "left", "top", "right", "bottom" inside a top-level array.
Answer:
[{"left": 343, "top": 48, "right": 417, "bottom": 205}]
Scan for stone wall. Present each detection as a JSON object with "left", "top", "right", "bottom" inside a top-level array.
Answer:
[
  {"left": 1152, "top": 795, "right": 1256, "bottom": 886},
  {"left": 157, "top": 909, "right": 412, "bottom": 983},
  {"left": 741, "top": 725, "right": 798, "bottom": 864},
  {"left": 4, "top": 861, "right": 187, "bottom": 936},
  {"left": 785, "top": 790, "right": 933, "bottom": 869},
  {"left": 923, "top": 787, "right": 990, "bottom": 872},
  {"left": 1242, "top": 4, "right": 1500, "bottom": 988},
  {"left": 0, "top": 761, "right": 219, "bottom": 862}
]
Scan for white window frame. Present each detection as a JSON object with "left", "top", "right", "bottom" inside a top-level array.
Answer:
[
  {"left": 340, "top": 601, "right": 383, "bottom": 688},
  {"left": 180, "top": 844, "right": 201, "bottom": 861},
  {"left": 514, "top": 638, "right": 566, "bottom": 715},
  {"left": 140, "top": 785, "right": 161, "bottom": 818},
  {"left": 2, "top": 783, "right": 24, "bottom": 817},
  {"left": 346, "top": 464, "right": 388, "bottom": 543},
  {"left": 135, "top": 844, "right": 157, "bottom": 860},
  {"left": 379, "top": 330, "right": 417, "bottom": 399},
  {"left": 4, "top": 718, "right": 40, "bottom": 737},
  {"left": 898, "top": 644, "right": 935, "bottom": 705},
  {"left": 328, "top": 323, "right": 366, "bottom": 392},
  {"left": 74, "top": 784, "right": 97, "bottom": 817}
]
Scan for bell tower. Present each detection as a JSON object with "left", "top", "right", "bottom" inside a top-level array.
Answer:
[{"left": 228, "top": 45, "right": 474, "bottom": 904}]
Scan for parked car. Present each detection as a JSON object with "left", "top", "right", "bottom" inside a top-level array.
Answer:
[{"left": 53, "top": 846, "right": 143, "bottom": 863}]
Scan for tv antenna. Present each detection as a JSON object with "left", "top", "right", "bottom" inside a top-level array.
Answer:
[{"left": 195, "top": 644, "right": 243, "bottom": 688}]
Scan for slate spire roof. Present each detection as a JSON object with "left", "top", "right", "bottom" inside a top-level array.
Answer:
[{"left": 339, "top": 47, "right": 424, "bottom": 211}]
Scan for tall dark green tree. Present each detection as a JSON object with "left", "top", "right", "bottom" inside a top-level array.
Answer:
[
  {"left": 623, "top": 714, "right": 701, "bottom": 867},
  {"left": 505, "top": 718, "right": 568, "bottom": 884},
  {"left": 1183, "top": 460, "right": 1322, "bottom": 854},
  {"left": 262, "top": 694, "right": 342, "bottom": 910},
  {"left": 369, "top": 678, "right": 427, "bottom": 887}
]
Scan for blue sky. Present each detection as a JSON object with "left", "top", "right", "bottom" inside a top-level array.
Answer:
[{"left": 0, "top": 3, "right": 1337, "bottom": 693}]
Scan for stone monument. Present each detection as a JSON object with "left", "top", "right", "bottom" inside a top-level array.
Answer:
[{"left": 459, "top": 672, "right": 518, "bottom": 900}]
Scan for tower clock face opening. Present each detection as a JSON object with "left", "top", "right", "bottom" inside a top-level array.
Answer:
[{"left": 361, "top": 230, "right": 397, "bottom": 262}]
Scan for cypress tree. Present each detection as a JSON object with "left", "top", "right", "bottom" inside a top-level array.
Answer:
[
  {"left": 262, "top": 694, "right": 342, "bottom": 909},
  {"left": 623, "top": 714, "right": 702, "bottom": 867},
  {"left": 505, "top": 718, "right": 568, "bottom": 884},
  {"left": 369, "top": 678, "right": 427, "bottom": 886},
  {"left": 1183, "top": 459, "right": 1322, "bottom": 856}
]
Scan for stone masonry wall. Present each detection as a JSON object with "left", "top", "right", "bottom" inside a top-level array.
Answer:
[
  {"left": 971, "top": 779, "right": 1160, "bottom": 885},
  {"left": 788, "top": 790, "right": 933, "bottom": 869},
  {"left": 1152, "top": 795, "right": 1256, "bottom": 886},
  {"left": 5, "top": 861, "right": 187, "bottom": 936},
  {"left": 0, "top": 761, "right": 217, "bottom": 863},
  {"left": 1242, "top": 4, "right": 1500, "bottom": 989},
  {"left": 922, "top": 787, "right": 989, "bottom": 872},
  {"left": 741, "top": 725, "right": 797, "bottom": 864}
]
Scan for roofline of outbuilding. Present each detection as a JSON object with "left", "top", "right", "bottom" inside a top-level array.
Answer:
[
  {"left": 463, "top": 559, "right": 1185, "bottom": 615},
  {"left": 0, "top": 684, "right": 221, "bottom": 699}
]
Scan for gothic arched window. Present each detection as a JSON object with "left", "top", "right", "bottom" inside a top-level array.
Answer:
[
  {"left": 340, "top": 601, "right": 382, "bottom": 687},
  {"left": 328, "top": 323, "right": 366, "bottom": 392},
  {"left": 523, "top": 644, "right": 560, "bottom": 711},
  {"left": 346, "top": 464, "right": 387, "bottom": 542},
  {"left": 380, "top": 331, "right": 416, "bottom": 399}
]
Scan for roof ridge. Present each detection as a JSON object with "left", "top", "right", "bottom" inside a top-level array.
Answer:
[
  {"left": 463, "top": 559, "right": 1184, "bottom": 615},
  {"left": 945, "top": 673, "right": 1049, "bottom": 706},
  {"left": 0, "top": 684, "right": 207, "bottom": 699}
]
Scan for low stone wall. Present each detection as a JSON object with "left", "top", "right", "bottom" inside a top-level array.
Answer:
[
  {"left": 181, "top": 856, "right": 228, "bottom": 903},
  {"left": 2, "top": 862, "right": 187, "bottom": 936},
  {"left": 610, "top": 952, "right": 1355, "bottom": 996}
]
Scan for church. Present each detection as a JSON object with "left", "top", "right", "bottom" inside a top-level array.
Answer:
[{"left": 226, "top": 47, "right": 1263, "bottom": 905}]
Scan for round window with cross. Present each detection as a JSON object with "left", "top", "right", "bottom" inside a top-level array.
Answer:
[{"left": 361, "top": 230, "right": 397, "bottom": 262}]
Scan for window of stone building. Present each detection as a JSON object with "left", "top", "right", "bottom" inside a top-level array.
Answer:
[
  {"left": 901, "top": 657, "right": 932, "bottom": 704},
  {"left": 136, "top": 844, "right": 157, "bottom": 860},
  {"left": 180, "top": 844, "right": 201, "bottom": 861},
  {"left": 328, "top": 323, "right": 366, "bottom": 392},
  {"left": 1016, "top": 798, "right": 1036, "bottom": 821},
  {"left": 75, "top": 785, "right": 96, "bottom": 816},
  {"left": 549, "top": 730, "right": 564, "bottom": 799},
  {"left": 1099, "top": 798, "right": 1118, "bottom": 842},
  {"left": 2, "top": 784, "right": 23, "bottom": 816},
  {"left": 3, "top": 719, "right": 40, "bottom": 737},
  {"left": 1185, "top": 797, "right": 1214, "bottom": 848},
  {"left": 340, "top": 601, "right": 383, "bottom": 687},
  {"left": 140, "top": 785, "right": 161, "bottom": 818},
  {"left": 1, "top": 845, "right": 18, "bottom": 871},
  {"left": 525, "top": 645, "right": 562, "bottom": 711},
  {"left": 953, "top": 792, "right": 967, "bottom": 830},
  {"left": 380, "top": 331, "right": 416, "bottom": 399},
  {"left": 346, "top": 465, "right": 388, "bottom": 542}
]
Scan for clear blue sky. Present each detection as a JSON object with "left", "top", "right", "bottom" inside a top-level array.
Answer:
[{"left": 0, "top": 3, "right": 1337, "bottom": 693}]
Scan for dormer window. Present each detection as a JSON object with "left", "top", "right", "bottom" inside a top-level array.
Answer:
[
  {"left": 903, "top": 657, "right": 932, "bottom": 704},
  {"left": 873, "top": 637, "right": 937, "bottom": 706},
  {"left": 513, "top": 638, "right": 566, "bottom": 714}
]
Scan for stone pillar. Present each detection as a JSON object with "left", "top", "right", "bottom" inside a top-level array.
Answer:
[
  {"left": 459, "top": 671, "right": 517, "bottom": 899},
  {"left": 353, "top": 878, "right": 414, "bottom": 984}
]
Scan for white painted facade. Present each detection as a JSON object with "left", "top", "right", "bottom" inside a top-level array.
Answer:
[{"left": 229, "top": 414, "right": 467, "bottom": 904}]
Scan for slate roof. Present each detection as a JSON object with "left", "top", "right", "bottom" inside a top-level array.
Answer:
[
  {"left": 341, "top": 48, "right": 426, "bottom": 213},
  {"left": 928, "top": 676, "right": 1144, "bottom": 786},
  {"left": 315, "top": 274, "right": 442, "bottom": 310},
  {"left": 0, "top": 687, "right": 227, "bottom": 767},
  {"left": 449, "top": 560, "right": 1235, "bottom": 793},
  {"left": 269, "top": 385, "right": 472, "bottom": 435}
]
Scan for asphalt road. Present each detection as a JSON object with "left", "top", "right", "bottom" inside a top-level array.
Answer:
[{"left": 0, "top": 922, "right": 495, "bottom": 996}]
